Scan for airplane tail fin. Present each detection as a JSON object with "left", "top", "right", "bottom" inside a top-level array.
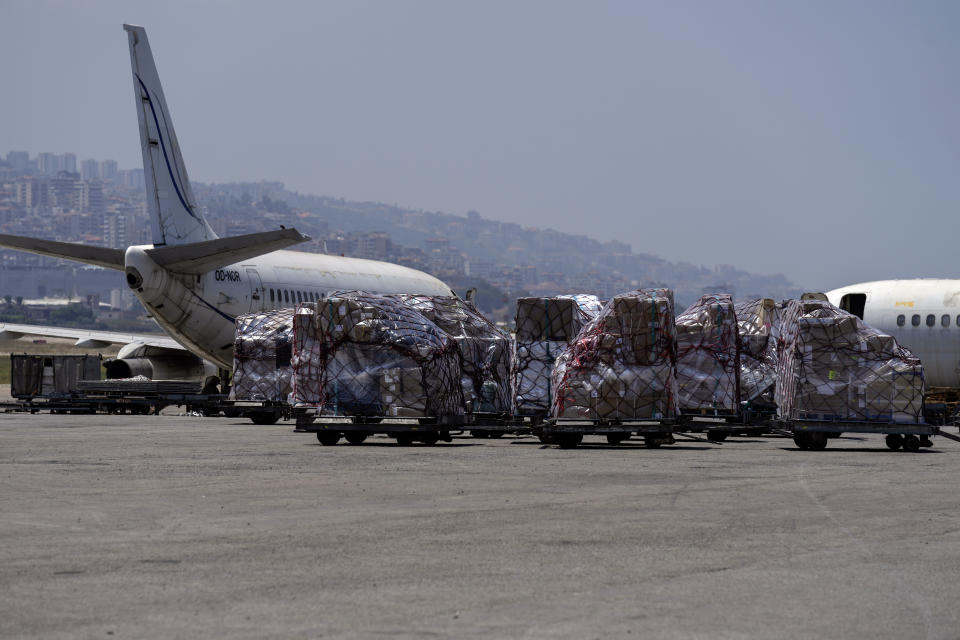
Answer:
[{"left": 124, "top": 24, "right": 216, "bottom": 247}]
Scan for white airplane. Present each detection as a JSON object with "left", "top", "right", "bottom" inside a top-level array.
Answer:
[
  {"left": 0, "top": 25, "right": 452, "bottom": 383},
  {"left": 826, "top": 279, "right": 960, "bottom": 388}
]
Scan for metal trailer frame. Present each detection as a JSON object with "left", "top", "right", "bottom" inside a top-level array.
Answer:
[
  {"left": 291, "top": 407, "right": 532, "bottom": 446},
  {"left": 538, "top": 417, "right": 679, "bottom": 449},
  {"left": 0, "top": 392, "right": 226, "bottom": 416},
  {"left": 774, "top": 417, "right": 960, "bottom": 452},
  {"left": 676, "top": 408, "right": 745, "bottom": 441},
  {"left": 221, "top": 400, "right": 293, "bottom": 424}
]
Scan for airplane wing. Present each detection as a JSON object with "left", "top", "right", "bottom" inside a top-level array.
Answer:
[{"left": 0, "top": 322, "right": 181, "bottom": 350}]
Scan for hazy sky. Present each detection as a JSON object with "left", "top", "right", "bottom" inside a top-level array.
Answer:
[{"left": 2, "top": 1, "right": 957, "bottom": 290}]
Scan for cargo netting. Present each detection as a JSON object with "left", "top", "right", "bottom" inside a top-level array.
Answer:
[
  {"left": 512, "top": 294, "right": 602, "bottom": 415},
  {"left": 550, "top": 288, "right": 679, "bottom": 420},
  {"left": 230, "top": 309, "right": 294, "bottom": 402},
  {"left": 291, "top": 292, "right": 464, "bottom": 417},
  {"left": 675, "top": 294, "right": 740, "bottom": 414},
  {"left": 775, "top": 299, "right": 924, "bottom": 422},
  {"left": 398, "top": 294, "right": 512, "bottom": 413},
  {"left": 734, "top": 298, "right": 780, "bottom": 403}
]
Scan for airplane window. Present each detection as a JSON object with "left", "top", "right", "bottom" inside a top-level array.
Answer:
[
  {"left": 270, "top": 289, "right": 275, "bottom": 303},
  {"left": 926, "top": 314, "right": 935, "bottom": 327},
  {"left": 896, "top": 314, "right": 905, "bottom": 327},
  {"left": 943, "top": 314, "right": 950, "bottom": 327},
  {"left": 283, "top": 290, "right": 289, "bottom": 304},
  {"left": 911, "top": 314, "right": 920, "bottom": 327}
]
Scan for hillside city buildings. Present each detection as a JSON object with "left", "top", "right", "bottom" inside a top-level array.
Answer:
[{"left": 0, "top": 149, "right": 799, "bottom": 316}]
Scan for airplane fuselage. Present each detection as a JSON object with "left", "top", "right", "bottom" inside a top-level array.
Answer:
[
  {"left": 827, "top": 279, "right": 960, "bottom": 388},
  {"left": 125, "top": 245, "right": 453, "bottom": 369}
]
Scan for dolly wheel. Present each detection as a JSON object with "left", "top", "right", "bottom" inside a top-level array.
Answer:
[
  {"left": 808, "top": 432, "right": 828, "bottom": 450},
  {"left": 396, "top": 433, "right": 415, "bottom": 446},
  {"left": 707, "top": 430, "right": 729, "bottom": 442},
  {"left": 902, "top": 435, "right": 921, "bottom": 452},
  {"left": 316, "top": 431, "right": 341, "bottom": 446},
  {"left": 606, "top": 433, "right": 627, "bottom": 445},
  {"left": 420, "top": 431, "right": 440, "bottom": 446},
  {"left": 344, "top": 432, "right": 368, "bottom": 445},
  {"left": 885, "top": 434, "right": 903, "bottom": 451},
  {"left": 644, "top": 437, "right": 662, "bottom": 449},
  {"left": 793, "top": 434, "right": 811, "bottom": 450},
  {"left": 557, "top": 433, "right": 583, "bottom": 449},
  {"left": 487, "top": 430, "right": 506, "bottom": 439},
  {"left": 249, "top": 411, "right": 280, "bottom": 425},
  {"left": 919, "top": 436, "right": 933, "bottom": 448},
  {"left": 538, "top": 433, "right": 556, "bottom": 444},
  {"left": 471, "top": 430, "right": 489, "bottom": 439}
]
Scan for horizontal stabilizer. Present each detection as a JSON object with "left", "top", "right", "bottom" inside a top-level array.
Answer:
[
  {"left": 145, "top": 228, "right": 310, "bottom": 273},
  {"left": 0, "top": 234, "right": 124, "bottom": 270},
  {"left": 0, "top": 321, "right": 180, "bottom": 349}
]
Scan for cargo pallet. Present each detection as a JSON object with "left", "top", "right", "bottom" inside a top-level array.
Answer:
[
  {"left": 538, "top": 417, "right": 678, "bottom": 449},
  {"left": 292, "top": 407, "right": 530, "bottom": 445},
  {"left": 774, "top": 417, "right": 960, "bottom": 452}
]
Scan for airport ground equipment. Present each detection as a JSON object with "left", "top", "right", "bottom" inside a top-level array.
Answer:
[
  {"left": 10, "top": 354, "right": 102, "bottom": 399},
  {"left": 0, "top": 377, "right": 223, "bottom": 415},
  {"left": 292, "top": 406, "right": 529, "bottom": 445},
  {"left": 776, "top": 417, "right": 960, "bottom": 451},
  {"left": 536, "top": 417, "right": 678, "bottom": 449}
]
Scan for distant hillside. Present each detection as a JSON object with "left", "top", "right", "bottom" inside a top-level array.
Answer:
[{"left": 193, "top": 181, "right": 801, "bottom": 309}]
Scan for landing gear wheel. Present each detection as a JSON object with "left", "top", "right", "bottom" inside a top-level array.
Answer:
[
  {"left": 344, "top": 432, "right": 368, "bottom": 445},
  {"left": 885, "top": 434, "right": 903, "bottom": 450},
  {"left": 556, "top": 433, "right": 583, "bottom": 449},
  {"left": 902, "top": 434, "right": 921, "bottom": 452},
  {"left": 707, "top": 430, "right": 729, "bottom": 442},
  {"left": 606, "top": 433, "right": 628, "bottom": 445},
  {"left": 420, "top": 431, "right": 440, "bottom": 446},
  {"left": 316, "top": 431, "right": 341, "bottom": 446},
  {"left": 396, "top": 433, "right": 415, "bottom": 446},
  {"left": 249, "top": 411, "right": 280, "bottom": 425}
]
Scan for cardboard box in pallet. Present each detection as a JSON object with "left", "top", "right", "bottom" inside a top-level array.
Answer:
[
  {"left": 609, "top": 294, "right": 674, "bottom": 366},
  {"left": 380, "top": 367, "right": 428, "bottom": 415},
  {"left": 515, "top": 297, "right": 581, "bottom": 342}
]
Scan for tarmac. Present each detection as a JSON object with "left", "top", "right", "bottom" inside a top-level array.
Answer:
[{"left": 1, "top": 413, "right": 959, "bottom": 639}]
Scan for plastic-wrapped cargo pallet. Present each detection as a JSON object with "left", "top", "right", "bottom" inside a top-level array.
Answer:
[
  {"left": 550, "top": 288, "right": 679, "bottom": 420},
  {"left": 230, "top": 309, "right": 294, "bottom": 402},
  {"left": 291, "top": 292, "right": 464, "bottom": 417},
  {"left": 675, "top": 294, "right": 740, "bottom": 414},
  {"left": 735, "top": 298, "right": 780, "bottom": 403},
  {"left": 775, "top": 299, "right": 924, "bottom": 422},
  {"left": 399, "top": 294, "right": 511, "bottom": 413},
  {"left": 512, "top": 294, "right": 602, "bottom": 415}
]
